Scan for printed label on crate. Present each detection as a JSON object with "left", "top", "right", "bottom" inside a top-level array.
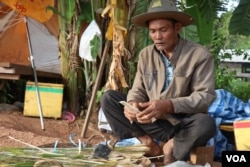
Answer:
[{"left": 222, "top": 151, "right": 250, "bottom": 167}]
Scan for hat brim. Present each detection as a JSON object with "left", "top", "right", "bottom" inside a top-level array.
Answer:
[{"left": 131, "top": 11, "right": 194, "bottom": 27}]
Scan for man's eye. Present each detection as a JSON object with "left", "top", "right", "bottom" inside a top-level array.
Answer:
[{"left": 161, "top": 29, "right": 167, "bottom": 32}]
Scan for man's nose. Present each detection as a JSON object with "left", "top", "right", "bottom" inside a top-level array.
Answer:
[{"left": 155, "top": 31, "right": 162, "bottom": 39}]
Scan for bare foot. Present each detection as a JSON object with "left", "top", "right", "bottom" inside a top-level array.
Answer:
[
  {"left": 137, "top": 135, "right": 162, "bottom": 157},
  {"left": 163, "top": 138, "right": 175, "bottom": 165}
]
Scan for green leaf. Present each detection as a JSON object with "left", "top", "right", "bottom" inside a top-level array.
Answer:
[
  {"left": 186, "top": 0, "right": 216, "bottom": 45},
  {"left": 57, "top": 0, "right": 76, "bottom": 30},
  {"left": 189, "top": 0, "right": 226, "bottom": 19},
  {"left": 79, "top": 1, "right": 93, "bottom": 23},
  {"left": 15, "top": 161, "right": 35, "bottom": 167},
  {"left": 180, "top": 24, "right": 199, "bottom": 42},
  {"left": 229, "top": 0, "right": 250, "bottom": 35},
  {"left": 90, "top": 35, "right": 101, "bottom": 60},
  {"left": 46, "top": 6, "right": 66, "bottom": 20},
  {"left": 132, "top": 0, "right": 150, "bottom": 16},
  {"left": 132, "top": 0, "right": 152, "bottom": 60},
  {"left": 66, "top": 0, "right": 76, "bottom": 23}
]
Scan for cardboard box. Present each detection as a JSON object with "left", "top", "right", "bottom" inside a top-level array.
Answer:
[
  {"left": 24, "top": 81, "right": 64, "bottom": 119},
  {"left": 233, "top": 120, "right": 250, "bottom": 150}
]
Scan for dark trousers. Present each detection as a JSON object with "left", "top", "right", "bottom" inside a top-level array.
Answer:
[{"left": 100, "top": 90, "right": 216, "bottom": 160}]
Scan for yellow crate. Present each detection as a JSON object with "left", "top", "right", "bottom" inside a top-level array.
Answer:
[
  {"left": 23, "top": 81, "right": 64, "bottom": 119},
  {"left": 233, "top": 120, "right": 250, "bottom": 150}
]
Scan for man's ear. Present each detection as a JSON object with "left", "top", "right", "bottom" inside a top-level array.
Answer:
[{"left": 175, "top": 23, "right": 183, "bottom": 32}]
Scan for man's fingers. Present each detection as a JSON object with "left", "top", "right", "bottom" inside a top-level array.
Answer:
[{"left": 138, "top": 101, "right": 150, "bottom": 108}]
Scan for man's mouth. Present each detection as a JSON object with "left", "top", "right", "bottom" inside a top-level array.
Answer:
[
  {"left": 155, "top": 43, "right": 165, "bottom": 47},
  {"left": 155, "top": 41, "right": 165, "bottom": 45}
]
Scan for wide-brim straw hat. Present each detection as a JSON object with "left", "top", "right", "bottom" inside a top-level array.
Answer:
[{"left": 132, "top": 0, "right": 194, "bottom": 27}]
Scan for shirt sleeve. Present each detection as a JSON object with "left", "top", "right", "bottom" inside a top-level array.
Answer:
[{"left": 127, "top": 50, "right": 149, "bottom": 103}]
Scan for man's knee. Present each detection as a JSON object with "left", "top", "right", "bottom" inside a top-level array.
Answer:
[
  {"left": 101, "top": 90, "right": 126, "bottom": 110},
  {"left": 198, "top": 114, "right": 216, "bottom": 133},
  {"left": 193, "top": 114, "right": 216, "bottom": 143},
  {"left": 101, "top": 90, "right": 117, "bottom": 105}
]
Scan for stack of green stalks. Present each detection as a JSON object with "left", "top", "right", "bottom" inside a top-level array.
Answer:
[{"left": 0, "top": 140, "right": 153, "bottom": 167}]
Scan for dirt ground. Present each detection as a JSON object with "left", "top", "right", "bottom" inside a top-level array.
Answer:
[
  {"left": 0, "top": 104, "right": 223, "bottom": 167},
  {"left": 0, "top": 105, "right": 109, "bottom": 149}
]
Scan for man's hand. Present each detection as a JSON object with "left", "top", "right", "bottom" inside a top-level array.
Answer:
[
  {"left": 136, "top": 99, "right": 173, "bottom": 124},
  {"left": 123, "top": 101, "right": 140, "bottom": 123}
]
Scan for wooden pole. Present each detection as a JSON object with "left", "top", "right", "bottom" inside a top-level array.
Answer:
[{"left": 81, "top": 40, "right": 111, "bottom": 137}]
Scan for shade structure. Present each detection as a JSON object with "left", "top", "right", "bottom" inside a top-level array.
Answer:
[{"left": 0, "top": 1, "right": 61, "bottom": 74}]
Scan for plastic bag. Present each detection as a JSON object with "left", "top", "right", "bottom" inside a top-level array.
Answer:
[{"left": 79, "top": 20, "right": 102, "bottom": 61}]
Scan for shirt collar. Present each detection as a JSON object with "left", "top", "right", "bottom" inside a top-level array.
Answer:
[{"left": 154, "top": 37, "right": 185, "bottom": 68}]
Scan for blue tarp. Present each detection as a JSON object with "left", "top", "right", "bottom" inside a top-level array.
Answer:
[{"left": 207, "top": 89, "right": 250, "bottom": 158}]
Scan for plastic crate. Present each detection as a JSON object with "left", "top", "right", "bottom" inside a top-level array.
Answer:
[{"left": 23, "top": 81, "right": 63, "bottom": 119}]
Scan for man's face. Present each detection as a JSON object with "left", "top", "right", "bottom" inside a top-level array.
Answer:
[{"left": 148, "top": 19, "right": 182, "bottom": 52}]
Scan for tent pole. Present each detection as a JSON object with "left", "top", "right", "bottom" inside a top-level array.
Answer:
[{"left": 24, "top": 17, "right": 45, "bottom": 130}]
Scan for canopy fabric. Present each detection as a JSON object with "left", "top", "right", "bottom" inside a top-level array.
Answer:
[
  {"left": 0, "top": 2, "right": 61, "bottom": 74},
  {"left": 0, "top": 0, "right": 54, "bottom": 22}
]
